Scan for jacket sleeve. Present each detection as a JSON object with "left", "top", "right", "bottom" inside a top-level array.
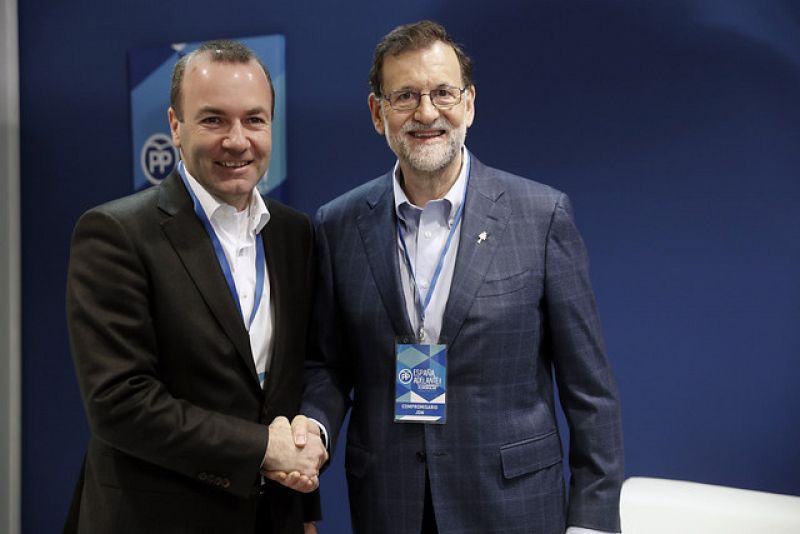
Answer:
[
  {"left": 544, "top": 193, "right": 624, "bottom": 531},
  {"left": 300, "top": 206, "right": 354, "bottom": 457}
]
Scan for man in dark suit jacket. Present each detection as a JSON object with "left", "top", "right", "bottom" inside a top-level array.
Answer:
[
  {"left": 300, "top": 21, "right": 624, "bottom": 534},
  {"left": 66, "top": 40, "right": 326, "bottom": 534}
]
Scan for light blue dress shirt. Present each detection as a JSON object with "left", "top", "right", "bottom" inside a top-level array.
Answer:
[{"left": 393, "top": 150, "right": 469, "bottom": 343}]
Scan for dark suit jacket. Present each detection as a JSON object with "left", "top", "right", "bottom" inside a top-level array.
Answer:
[
  {"left": 65, "top": 171, "right": 317, "bottom": 533},
  {"left": 301, "top": 155, "right": 624, "bottom": 534}
]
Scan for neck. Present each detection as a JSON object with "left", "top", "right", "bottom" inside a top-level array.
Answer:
[
  {"left": 215, "top": 191, "right": 251, "bottom": 212},
  {"left": 230, "top": 194, "right": 251, "bottom": 212},
  {"left": 399, "top": 153, "right": 463, "bottom": 207}
]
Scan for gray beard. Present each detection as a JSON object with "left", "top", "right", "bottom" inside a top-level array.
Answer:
[{"left": 384, "top": 116, "right": 466, "bottom": 175}]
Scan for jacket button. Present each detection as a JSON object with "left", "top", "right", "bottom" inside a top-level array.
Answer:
[{"left": 416, "top": 451, "right": 426, "bottom": 463}]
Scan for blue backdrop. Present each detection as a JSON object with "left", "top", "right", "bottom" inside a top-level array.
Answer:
[{"left": 18, "top": 1, "right": 800, "bottom": 532}]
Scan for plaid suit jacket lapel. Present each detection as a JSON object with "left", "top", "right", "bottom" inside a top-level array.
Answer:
[
  {"left": 355, "top": 172, "right": 415, "bottom": 338},
  {"left": 441, "top": 157, "right": 512, "bottom": 345}
]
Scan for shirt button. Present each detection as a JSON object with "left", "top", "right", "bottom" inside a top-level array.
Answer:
[
  {"left": 424, "top": 231, "right": 432, "bottom": 239},
  {"left": 419, "top": 280, "right": 429, "bottom": 289}
]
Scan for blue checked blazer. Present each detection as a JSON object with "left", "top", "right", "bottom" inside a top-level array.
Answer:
[{"left": 302, "top": 155, "right": 623, "bottom": 534}]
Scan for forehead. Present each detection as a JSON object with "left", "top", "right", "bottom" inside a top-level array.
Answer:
[
  {"left": 182, "top": 55, "right": 271, "bottom": 109},
  {"left": 381, "top": 40, "right": 462, "bottom": 90}
]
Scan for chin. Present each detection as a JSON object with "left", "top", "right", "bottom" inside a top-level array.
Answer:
[{"left": 409, "top": 151, "right": 457, "bottom": 173}]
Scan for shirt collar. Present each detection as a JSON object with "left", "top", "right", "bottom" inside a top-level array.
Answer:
[
  {"left": 181, "top": 163, "right": 270, "bottom": 234},
  {"left": 393, "top": 148, "right": 470, "bottom": 224}
]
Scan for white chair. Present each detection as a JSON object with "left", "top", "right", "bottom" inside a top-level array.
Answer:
[{"left": 620, "top": 476, "right": 800, "bottom": 533}]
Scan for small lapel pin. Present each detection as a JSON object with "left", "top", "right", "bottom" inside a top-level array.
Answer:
[{"left": 477, "top": 231, "right": 488, "bottom": 244}]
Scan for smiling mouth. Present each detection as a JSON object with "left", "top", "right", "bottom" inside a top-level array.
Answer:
[
  {"left": 217, "top": 160, "right": 251, "bottom": 168},
  {"left": 408, "top": 130, "right": 446, "bottom": 139}
]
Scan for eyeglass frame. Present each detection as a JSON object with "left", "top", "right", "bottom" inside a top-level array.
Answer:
[{"left": 378, "top": 85, "right": 469, "bottom": 111}]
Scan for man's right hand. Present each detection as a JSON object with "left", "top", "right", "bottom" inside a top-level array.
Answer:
[{"left": 262, "top": 416, "right": 327, "bottom": 493}]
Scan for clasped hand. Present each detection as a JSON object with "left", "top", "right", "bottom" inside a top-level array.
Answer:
[{"left": 262, "top": 415, "right": 328, "bottom": 493}]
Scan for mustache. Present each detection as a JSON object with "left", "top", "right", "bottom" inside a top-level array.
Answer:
[{"left": 399, "top": 118, "right": 453, "bottom": 134}]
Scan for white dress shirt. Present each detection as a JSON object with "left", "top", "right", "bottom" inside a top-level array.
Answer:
[{"left": 183, "top": 168, "right": 273, "bottom": 387}]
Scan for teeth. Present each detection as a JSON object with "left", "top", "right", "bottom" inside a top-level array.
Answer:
[
  {"left": 219, "top": 161, "right": 248, "bottom": 168},
  {"left": 412, "top": 131, "right": 442, "bottom": 138}
]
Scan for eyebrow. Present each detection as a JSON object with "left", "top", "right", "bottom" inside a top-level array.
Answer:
[
  {"left": 389, "top": 83, "right": 456, "bottom": 92},
  {"left": 244, "top": 107, "right": 269, "bottom": 116},
  {"left": 195, "top": 106, "right": 225, "bottom": 117},
  {"left": 195, "top": 106, "right": 269, "bottom": 117}
]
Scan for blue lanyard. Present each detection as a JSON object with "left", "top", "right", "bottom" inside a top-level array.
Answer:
[
  {"left": 178, "top": 162, "right": 265, "bottom": 329},
  {"left": 397, "top": 173, "right": 469, "bottom": 341}
]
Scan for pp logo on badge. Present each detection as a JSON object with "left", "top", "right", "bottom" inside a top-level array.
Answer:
[
  {"left": 141, "top": 133, "right": 178, "bottom": 185},
  {"left": 398, "top": 368, "right": 413, "bottom": 385}
]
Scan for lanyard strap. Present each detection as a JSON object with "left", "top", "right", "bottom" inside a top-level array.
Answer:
[
  {"left": 178, "top": 162, "right": 265, "bottom": 329},
  {"left": 397, "top": 174, "right": 469, "bottom": 339}
]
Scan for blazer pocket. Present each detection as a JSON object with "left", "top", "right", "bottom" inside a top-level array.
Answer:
[
  {"left": 500, "top": 430, "right": 562, "bottom": 480},
  {"left": 476, "top": 270, "right": 532, "bottom": 297},
  {"left": 345, "top": 441, "right": 372, "bottom": 481}
]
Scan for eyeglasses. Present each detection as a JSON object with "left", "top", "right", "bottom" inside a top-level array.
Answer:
[{"left": 380, "top": 85, "right": 468, "bottom": 111}]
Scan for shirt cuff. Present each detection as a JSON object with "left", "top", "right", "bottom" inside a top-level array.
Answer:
[
  {"left": 567, "top": 527, "right": 620, "bottom": 534},
  {"left": 306, "top": 417, "right": 329, "bottom": 450},
  {"left": 261, "top": 425, "right": 269, "bottom": 471}
]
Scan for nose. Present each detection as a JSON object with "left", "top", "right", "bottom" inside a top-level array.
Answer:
[
  {"left": 222, "top": 121, "right": 248, "bottom": 151},
  {"left": 414, "top": 93, "right": 440, "bottom": 124}
]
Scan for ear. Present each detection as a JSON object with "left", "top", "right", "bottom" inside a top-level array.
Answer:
[
  {"left": 168, "top": 107, "right": 182, "bottom": 148},
  {"left": 464, "top": 84, "right": 476, "bottom": 128},
  {"left": 368, "top": 93, "right": 385, "bottom": 135}
]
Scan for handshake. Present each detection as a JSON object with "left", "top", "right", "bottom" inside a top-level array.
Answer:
[{"left": 261, "top": 415, "right": 329, "bottom": 493}]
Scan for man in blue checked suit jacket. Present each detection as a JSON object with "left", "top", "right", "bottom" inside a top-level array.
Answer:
[{"left": 301, "top": 20, "right": 624, "bottom": 534}]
